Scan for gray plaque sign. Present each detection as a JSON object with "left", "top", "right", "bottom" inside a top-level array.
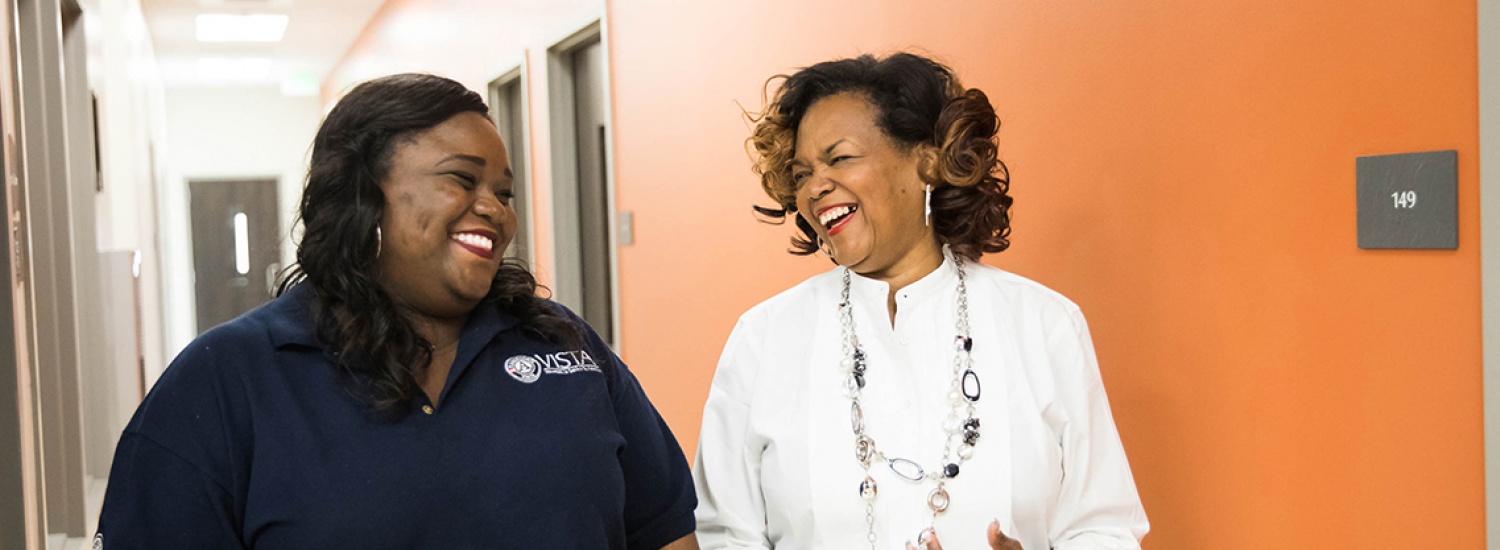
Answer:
[{"left": 1356, "top": 150, "right": 1458, "bottom": 249}]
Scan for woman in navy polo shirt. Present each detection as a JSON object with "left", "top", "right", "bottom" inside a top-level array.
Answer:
[{"left": 96, "top": 73, "right": 699, "bottom": 550}]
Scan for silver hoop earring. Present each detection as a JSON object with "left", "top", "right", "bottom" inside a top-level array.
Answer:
[
  {"left": 375, "top": 226, "right": 382, "bottom": 258},
  {"left": 924, "top": 184, "right": 933, "bottom": 227},
  {"left": 817, "top": 235, "right": 834, "bottom": 258}
]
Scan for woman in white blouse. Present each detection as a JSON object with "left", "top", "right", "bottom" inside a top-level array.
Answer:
[{"left": 693, "top": 53, "right": 1149, "bottom": 550}]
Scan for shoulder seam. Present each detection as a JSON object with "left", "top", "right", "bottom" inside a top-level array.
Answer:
[{"left": 121, "top": 430, "right": 235, "bottom": 497}]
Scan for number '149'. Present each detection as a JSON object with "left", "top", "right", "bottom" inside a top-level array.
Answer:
[{"left": 1391, "top": 190, "right": 1417, "bottom": 209}]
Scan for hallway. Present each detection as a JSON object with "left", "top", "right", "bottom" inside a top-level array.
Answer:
[{"left": 0, "top": 0, "right": 1495, "bottom": 548}]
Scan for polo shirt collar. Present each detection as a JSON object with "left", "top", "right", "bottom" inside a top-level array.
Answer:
[
  {"left": 267, "top": 283, "right": 319, "bottom": 349},
  {"left": 448, "top": 296, "right": 517, "bottom": 388},
  {"left": 267, "top": 283, "right": 521, "bottom": 361}
]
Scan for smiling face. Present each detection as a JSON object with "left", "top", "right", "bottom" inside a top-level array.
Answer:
[
  {"left": 376, "top": 111, "right": 516, "bottom": 321},
  {"left": 792, "top": 92, "right": 937, "bottom": 277}
]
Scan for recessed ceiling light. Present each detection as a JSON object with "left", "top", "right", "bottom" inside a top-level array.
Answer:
[{"left": 195, "top": 14, "right": 288, "bottom": 43}]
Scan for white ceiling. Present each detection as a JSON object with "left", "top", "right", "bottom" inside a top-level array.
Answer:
[{"left": 142, "top": 0, "right": 388, "bottom": 93}]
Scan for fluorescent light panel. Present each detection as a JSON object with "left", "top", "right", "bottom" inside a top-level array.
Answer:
[{"left": 196, "top": 14, "right": 288, "bottom": 43}]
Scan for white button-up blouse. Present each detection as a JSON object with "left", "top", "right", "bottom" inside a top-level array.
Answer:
[{"left": 693, "top": 256, "right": 1149, "bottom": 549}]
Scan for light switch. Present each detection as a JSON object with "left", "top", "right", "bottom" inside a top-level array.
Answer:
[
  {"left": 1356, "top": 150, "right": 1457, "bottom": 249},
  {"left": 618, "top": 210, "right": 634, "bottom": 247}
]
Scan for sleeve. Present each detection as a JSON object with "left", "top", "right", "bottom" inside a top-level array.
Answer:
[
  {"left": 568, "top": 317, "right": 697, "bottom": 550},
  {"left": 692, "top": 314, "right": 772, "bottom": 550},
  {"left": 95, "top": 338, "right": 249, "bottom": 549},
  {"left": 610, "top": 358, "right": 700, "bottom": 550},
  {"left": 1047, "top": 307, "right": 1150, "bottom": 549},
  {"left": 95, "top": 433, "right": 244, "bottom": 549}
]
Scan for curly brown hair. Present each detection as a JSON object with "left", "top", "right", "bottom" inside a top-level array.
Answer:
[{"left": 748, "top": 53, "right": 1013, "bottom": 261}]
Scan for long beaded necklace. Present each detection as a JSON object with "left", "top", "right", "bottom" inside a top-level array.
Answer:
[{"left": 841, "top": 252, "right": 982, "bottom": 549}]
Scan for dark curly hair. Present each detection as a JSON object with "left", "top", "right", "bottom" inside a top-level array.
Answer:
[
  {"left": 748, "top": 52, "right": 1013, "bottom": 261},
  {"left": 276, "top": 73, "right": 575, "bottom": 413}
]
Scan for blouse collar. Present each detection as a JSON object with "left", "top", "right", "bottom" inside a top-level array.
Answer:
[{"left": 844, "top": 246, "right": 959, "bottom": 308}]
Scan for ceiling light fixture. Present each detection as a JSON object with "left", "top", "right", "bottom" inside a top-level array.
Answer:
[{"left": 195, "top": 13, "right": 289, "bottom": 43}]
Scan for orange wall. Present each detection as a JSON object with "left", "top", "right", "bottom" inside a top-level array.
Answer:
[
  {"left": 325, "top": 0, "right": 1484, "bottom": 546},
  {"left": 605, "top": 0, "right": 1483, "bottom": 548}
]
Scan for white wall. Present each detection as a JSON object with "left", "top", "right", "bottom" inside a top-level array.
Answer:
[
  {"left": 82, "top": 0, "right": 169, "bottom": 433},
  {"left": 159, "top": 87, "right": 320, "bottom": 369}
]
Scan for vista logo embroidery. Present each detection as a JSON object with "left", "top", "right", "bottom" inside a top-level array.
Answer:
[
  {"left": 504, "top": 355, "right": 543, "bottom": 383},
  {"left": 504, "top": 350, "right": 601, "bottom": 383}
]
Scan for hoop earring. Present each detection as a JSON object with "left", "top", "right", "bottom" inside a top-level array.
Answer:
[
  {"left": 817, "top": 234, "right": 834, "bottom": 258},
  {"left": 375, "top": 226, "right": 383, "bottom": 258}
]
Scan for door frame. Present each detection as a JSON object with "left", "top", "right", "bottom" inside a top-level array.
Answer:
[
  {"left": 6, "top": 0, "right": 101, "bottom": 544},
  {"left": 545, "top": 11, "right": 622, "bottom": 351},
  {"left": 487, "top": 60, "right": 535, "bottom": 266},
  {"left": 1479, "top": 0, "right": 1499, "bottom": 546},
  {"left": 0, "top": 0, "right": 38, "bottom": 544}
]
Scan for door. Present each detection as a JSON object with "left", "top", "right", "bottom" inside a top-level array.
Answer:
[
  {"left": 571, "top": 39, "right": 613, "bottom": 342},
  {"left": 188, "top": 179, "right": 279, "bottom": 333}
]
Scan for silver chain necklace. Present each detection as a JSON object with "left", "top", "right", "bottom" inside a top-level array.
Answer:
[{"left": 841, "top": 252, "right": 982, "bottom": 549}]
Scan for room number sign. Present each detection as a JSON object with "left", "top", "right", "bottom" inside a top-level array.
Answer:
[{"left": 1356, "top": 150, "right": 1457, "bottom": 249}]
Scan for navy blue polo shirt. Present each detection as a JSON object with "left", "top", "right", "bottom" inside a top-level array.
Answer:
[{"left": 96, "top": 284, "right": 696, "bottom": 549}]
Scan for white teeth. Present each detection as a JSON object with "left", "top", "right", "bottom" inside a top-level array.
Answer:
[
  {"left": 451, "top": 232, "right": 493, "bottom": 251},
  {"left": 819, "top": 206, "right": 854, "bottom": 227}
]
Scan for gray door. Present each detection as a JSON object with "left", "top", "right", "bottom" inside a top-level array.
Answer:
[
  {"left": 189, "top": 179, "right": 280, "bottom": 333},
  {"left": 571, "top": 39, "right": 612, "bottom": 341}
]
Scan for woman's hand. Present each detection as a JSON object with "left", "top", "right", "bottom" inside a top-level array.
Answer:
[{"left": 906, "top": 520, "right": 1024, "bottom": 550}]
